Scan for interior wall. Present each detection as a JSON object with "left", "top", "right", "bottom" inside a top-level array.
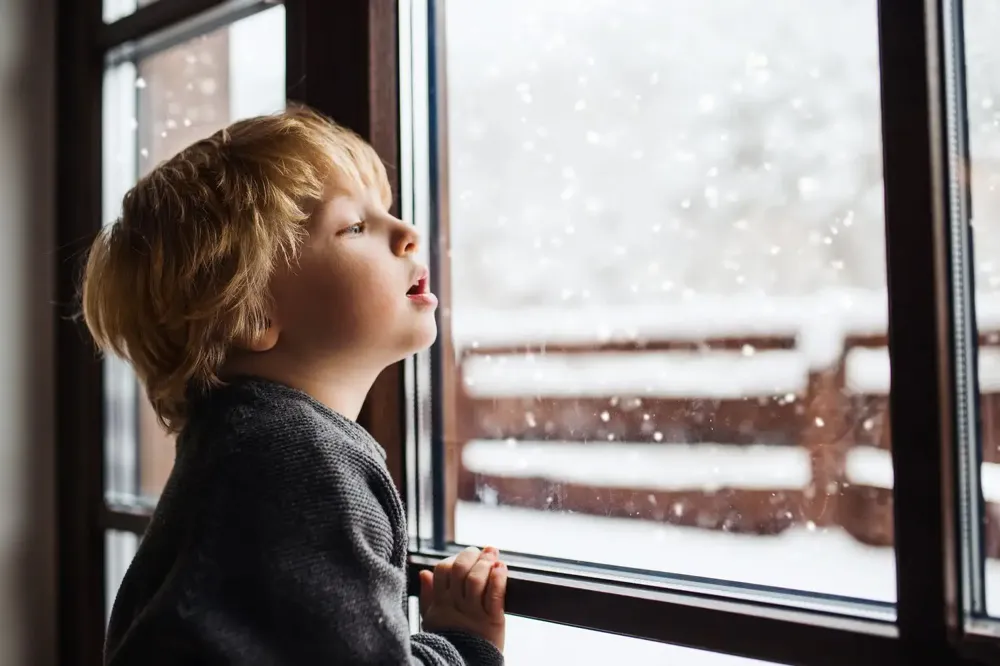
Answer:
[{"left": 0, "top": 0, "right": 58, "bottom": 661}]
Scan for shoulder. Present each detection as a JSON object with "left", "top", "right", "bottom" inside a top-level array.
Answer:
[{"left": 187, "top": 378, "right": 382, "bottom": 468}]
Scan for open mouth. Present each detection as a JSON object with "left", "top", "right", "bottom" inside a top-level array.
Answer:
[
  {"left": 406, "top": 276, "right": 427, "bottom": 296},
  {"left": 405, "top": 268, "right": 437, "bottom": 308}
]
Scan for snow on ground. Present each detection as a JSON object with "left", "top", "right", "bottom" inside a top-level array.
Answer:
[
  {"left": 464, "top": 440, "right": 811, "bottom": 491},
  {"left": 456, "top": 501, "right": 1000, "bottom": 664},
  {"left": 456, "top": 501, "right": 896, "bottom": 602}
]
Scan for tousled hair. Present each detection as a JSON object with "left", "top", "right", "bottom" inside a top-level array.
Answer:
[{"left": 81, "top": 105, "right": 391, "bottom": 432}]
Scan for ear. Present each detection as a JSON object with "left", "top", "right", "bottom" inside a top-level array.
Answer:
[{"left": 236, "top": 318, "right": 280, "bottom": 353}]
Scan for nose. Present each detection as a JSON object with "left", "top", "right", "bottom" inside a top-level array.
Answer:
[{"left": 391, "top": 218, "right": 420, "bottom": 257}]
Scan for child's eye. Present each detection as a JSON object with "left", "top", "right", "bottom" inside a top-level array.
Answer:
[{"left": 340, "top": 222, "right": 366, "bottom": 236}]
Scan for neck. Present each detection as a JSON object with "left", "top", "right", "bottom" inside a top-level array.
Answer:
[{"left": 222, "top": 349, "right": 381, "bottom": 421}]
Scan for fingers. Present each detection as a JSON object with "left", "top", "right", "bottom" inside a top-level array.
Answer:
[
  {"left": 463, "top": 549, "right": 497, "bottom": 605},
  {"left": 426, "top": 546, "right": 505, "bottom": 617},
  {"left": 433, "top": 555, "right": 455, "bottom": 605},
  {"left": 449, "top": 546, "right": 481, "bottom": 599},
  {"left": 484, "top": 561, "right": 508, "bottom": 618},
  {"left": 418, "top": 570, "right": 433, "bottom": 615}
]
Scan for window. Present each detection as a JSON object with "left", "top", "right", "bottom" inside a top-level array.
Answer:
[
  {"left": 102, "top": 5, "right": 286, "bottom": 505},
  {"left": 54, "top": 0, "right": 1000, "bottom": 665},
  {"left": 965, "top": 0, "right": 1000, "bottom": 620},
  {"left": 424, "top": 0, "right": 895, "bottom": 602}
]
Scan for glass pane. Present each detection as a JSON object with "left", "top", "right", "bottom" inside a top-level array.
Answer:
[
  {"left": 497, "top": 615, "right": 778, "bottom": 665},
  {"left": 101, "top": 5, "right": 286, "bottom": 503},
  {"left": 105, "top": 530, "right": 140, "bottom": 624},
  {"left": 963, "top": 1, "right": 1000, "bottom": 617},
  {"left": 104, "top": 0, "right": 158, "bottom": 24},
  {"left": 431, "top": 0, "right": 897, "bottom": 602}
]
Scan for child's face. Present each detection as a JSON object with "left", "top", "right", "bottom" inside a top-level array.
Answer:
[{"left": 268, "top": 183, "right": 438, "bottom": 369}]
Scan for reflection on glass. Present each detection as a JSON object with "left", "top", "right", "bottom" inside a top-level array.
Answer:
[
  {"left": 962, "top": 1, "right": 1000, "bottom": 617},
  {"left": 499, "top": 615, "right": 780, "bottom": 665},
  {"left": 101, "top": 5, "right": 286, "bottom": 502},
  {"left": 438, "top": 0, "right": 899, "bottom": 600},
  {"left": 105, "top": 530, "right": 140, "bottom": 624}
]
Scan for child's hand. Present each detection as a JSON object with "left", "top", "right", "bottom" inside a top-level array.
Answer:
[{"left": 418, "top": 545, "right": 507, "bottom": 652}]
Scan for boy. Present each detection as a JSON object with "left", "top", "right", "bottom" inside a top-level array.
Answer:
[{"left": 82, "top": 105, "right": 507, "bottom": 665}]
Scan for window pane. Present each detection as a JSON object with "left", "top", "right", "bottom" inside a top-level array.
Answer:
[
  {"left": 105, "top": 530, "right": 140, "bottom": 624},
  {"left": 104, "top": 0, "right": 158, "bottom": 24},
  {"left": 433, "top": 0, "right": 897, "bottom": 602},
  {"left": 495, "top": 615, "right": 779, "bottom": 665},
  {"left": 962, "top": 1, "right": 1000, "bottom": 617},
  {"left": 101, "top": 5, "right": 286, "bottom": 503}
]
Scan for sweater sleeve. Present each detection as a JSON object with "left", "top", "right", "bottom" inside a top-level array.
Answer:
[{"left": 167, "top": 433, "right": 504, "bottom": 666}]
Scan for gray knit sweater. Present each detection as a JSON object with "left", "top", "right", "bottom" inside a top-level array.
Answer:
[{"left": 105, "top": 377, "right": 504, "bottom": 666}]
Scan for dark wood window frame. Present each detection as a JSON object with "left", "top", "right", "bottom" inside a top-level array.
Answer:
[{"left": 53, "top": 0, "right": 999, "bottom": 664}]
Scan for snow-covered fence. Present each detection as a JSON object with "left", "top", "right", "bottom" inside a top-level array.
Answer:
[{"left": 448, "top": 290, "right": 1000, "bottom": 554}]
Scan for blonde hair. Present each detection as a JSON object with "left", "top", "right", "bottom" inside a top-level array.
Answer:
[{"left": 81, "top": 105, "right": 392, "bottom": 432}]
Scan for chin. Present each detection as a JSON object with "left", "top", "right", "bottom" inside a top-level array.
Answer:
[{"left": 394, "top": 318, "right": 438, "bottom": 359}]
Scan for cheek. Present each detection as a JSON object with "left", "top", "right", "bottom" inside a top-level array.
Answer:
[{"left": 303, "top": 257, "right": 401, "bottom": 333}]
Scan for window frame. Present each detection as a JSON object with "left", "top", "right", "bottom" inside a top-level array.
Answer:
[{"left": 52, "top": 0, "right": 992, "bottom": 664}]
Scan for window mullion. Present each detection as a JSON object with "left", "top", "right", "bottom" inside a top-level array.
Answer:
[
  {"left": 877, "top": 0, "right": 965, "bottom": 660},
  {"left": 284, "top": 0, "right": 408, "bottom": 492},
  {"left": 56, "top": 0, "right": 108, "bottom": 660}
]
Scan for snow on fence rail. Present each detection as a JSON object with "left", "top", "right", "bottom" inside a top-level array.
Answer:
[{"left": 452, "top": 288, "right": 1000, "bottom": 370}]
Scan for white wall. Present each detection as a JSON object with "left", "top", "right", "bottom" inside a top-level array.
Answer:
[{"left": 0, "top": 0, "right": 57, "bottom": 661}]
